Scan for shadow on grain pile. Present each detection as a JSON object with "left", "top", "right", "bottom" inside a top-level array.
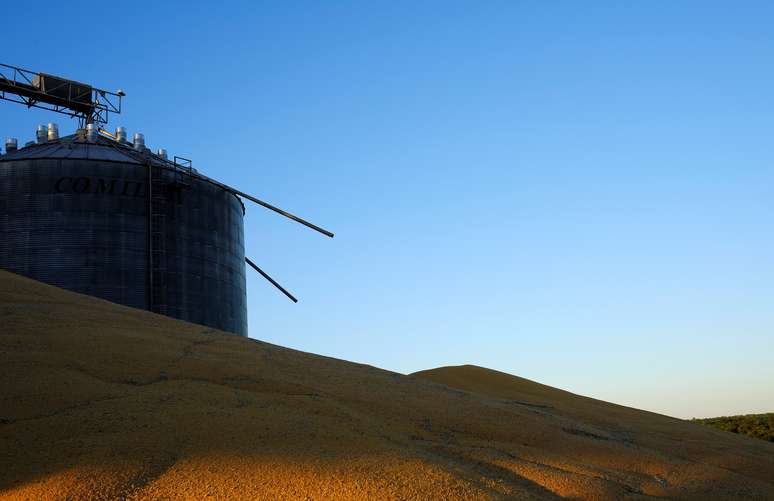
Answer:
[{"left": 1, "top": 270, "right": 773, "bottom": 500}]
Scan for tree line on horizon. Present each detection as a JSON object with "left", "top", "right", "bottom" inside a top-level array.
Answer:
[{"left": 691, "top": 413, "right": 774, "bottom": 443}]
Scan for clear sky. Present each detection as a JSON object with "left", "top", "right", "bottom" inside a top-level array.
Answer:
[{"left": 4, "top": 2, "right": 773, "bottom": 419}]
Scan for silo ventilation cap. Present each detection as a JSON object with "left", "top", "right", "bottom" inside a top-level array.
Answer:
[
  {"left": 133, "top": 132, "right": 145, "bottom": 150},
  {"left": 115, "top": 126, "right": 128, "bottom": 143},
  {"left": 36, "top": 124, "right": 47, "bottom": 144},
  {"left": 85, "top": 123, "right": 98, "bottom": 142},
  {"left": 47, "top": 123, "right": 59, "bottom": 141}
]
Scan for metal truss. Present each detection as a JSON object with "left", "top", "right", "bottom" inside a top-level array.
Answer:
[{"left": 0, "top": 62, "right": 123, "bottom": 126}]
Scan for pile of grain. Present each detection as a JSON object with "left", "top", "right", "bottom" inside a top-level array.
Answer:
[{"left": 1, "top": 270, "right": 772, "bottom": 499}]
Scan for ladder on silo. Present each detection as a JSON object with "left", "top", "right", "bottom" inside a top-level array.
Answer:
[{"left": 149, "top": 163, "right": 167, "bottom": 315}]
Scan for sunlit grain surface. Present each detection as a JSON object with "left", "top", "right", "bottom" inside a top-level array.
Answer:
[{"left": 1, "top": 270, "right": 772, "bottom": 500}]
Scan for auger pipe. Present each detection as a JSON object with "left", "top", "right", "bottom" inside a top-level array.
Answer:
[{"left": 246, "top": 257, "right": 299, "bottom": 303}]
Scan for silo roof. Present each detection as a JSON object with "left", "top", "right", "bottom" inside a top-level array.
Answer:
[
  {"left": 0, "top": 134, "right": 165, "bottom": 165},
  {"left": 1, "top": 132, "right": 246, "bottom": 214}
]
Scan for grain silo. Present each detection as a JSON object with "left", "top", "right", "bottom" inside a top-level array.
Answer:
[{"left": 0, "top": 63, "right": 333, "bottom": 336}]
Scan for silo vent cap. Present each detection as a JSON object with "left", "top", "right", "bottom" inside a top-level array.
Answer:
[
  {"left": 47, "top": 123, "right": 59, "bottom": 141},
  {"left": 133, "top": 132, "right": 145, "bottom": 150},
  {"left": 36, "top": 125, "right": 47, "bottom": 144},
  {"left": 115, "top": 126, "right": 128, "bottom": 143},
  {"left": 85, "top": 123, "right": 98, "bottom": 142}
]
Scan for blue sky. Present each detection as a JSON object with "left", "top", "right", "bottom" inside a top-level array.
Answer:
[{"left": 4, "top": 2, "right": 773, "bottom": 418}]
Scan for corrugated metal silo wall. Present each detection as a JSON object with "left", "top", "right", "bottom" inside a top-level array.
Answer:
[
  {"left": 153, "top": 167, "right": 247, "bottom": 336},
  {"left": 0, "top": 157, "right": 247, "bottom": 336},
  {"left": 0, "top": 158, "right": 149, "bottom": 310}
]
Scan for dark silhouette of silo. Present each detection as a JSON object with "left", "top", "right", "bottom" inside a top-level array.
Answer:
[
  {"left": 0, "top": 62, "right": 334, "bottom": 336},
  {"left": 0, "top": 131, "right": 248, "bottom": 335}
]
